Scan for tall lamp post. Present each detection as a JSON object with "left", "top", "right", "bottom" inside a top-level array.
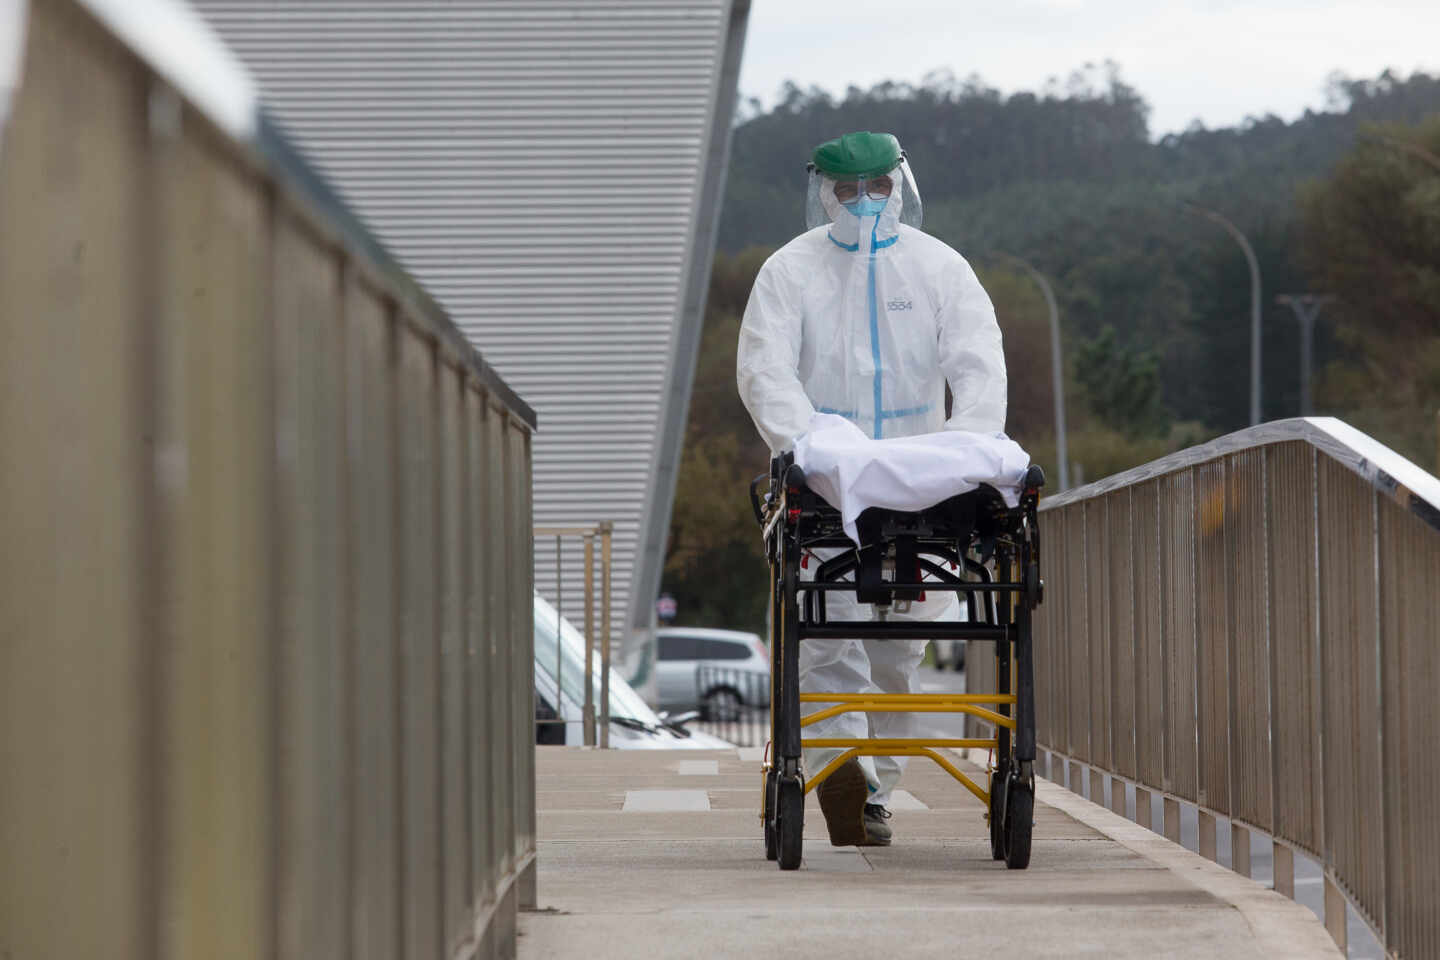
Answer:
[
  {"left": 1274, "top": 294, "right": 1333, "bottom": 416},
  {"left": 997, "top": 252, "right": 1069, "bottom": 491},
  {"left": 1185, "top": 203, "right": 1263, "bottom": 426}
]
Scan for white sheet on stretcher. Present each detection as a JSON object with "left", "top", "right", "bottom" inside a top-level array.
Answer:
[{"left": 793, "top": 413, "right": 1031, "bottom": 545}]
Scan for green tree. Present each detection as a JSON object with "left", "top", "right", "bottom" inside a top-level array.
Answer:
[
  {"left": 1074, "top": 326, "right": 1167, "bottom": 439},
  {"left": 1300, "top": 117, "right": 1440, "bottom": 467}
]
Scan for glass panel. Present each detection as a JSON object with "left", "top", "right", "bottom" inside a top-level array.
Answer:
[
  {"left": 700, "top": 638, "right": 751, "bottom": 660},
  {"left": 658, "top": 634, "right": 701, "bottom": 660}
]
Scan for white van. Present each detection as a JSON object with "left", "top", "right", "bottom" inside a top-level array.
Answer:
[{"left": 534, "top": 594, "right": 730, "bottom": 749}]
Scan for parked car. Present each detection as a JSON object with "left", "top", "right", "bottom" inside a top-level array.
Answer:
[
  {"left": 933, "top": 638, "right": 966, "bottom": 672},
  {"left": 535, "top": 594, "right": 731, "bottom": 749},
  {"left": 655, "top": 627, "right": 770, "bottom": 720}
]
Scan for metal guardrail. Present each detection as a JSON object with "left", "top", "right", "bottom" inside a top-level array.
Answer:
[
  {"left": 968, "top": 417, "right": 1440, "bottom": 958},
  {"left": 694, "top": 664, "right": 770, "bottom": 748},
  {"left": 535, "top": 522, "right": 613, "bottom": 747},
  {"left": 0, "top": 2, "right": 536, "bottom": 958}
]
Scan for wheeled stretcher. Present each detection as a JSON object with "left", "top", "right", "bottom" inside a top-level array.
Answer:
[{"left": 749, "top": 453, "right": 1045, "bottom": 871}]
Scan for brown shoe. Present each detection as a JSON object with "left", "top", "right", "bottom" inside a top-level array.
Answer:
[{"left": 816, "top": 758, "right": 869, "bottom": 846}]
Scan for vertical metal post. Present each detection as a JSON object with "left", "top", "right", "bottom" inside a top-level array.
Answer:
[
  {"left": 554, "top": 535, "right": 562, "bottom": 715},
  {"left": 1324, "top": 876, "right": 1348, "bottom": 951},
  {"left": 1275, "top": 294, "right": 1332, "bottom": 416},
  {"left": 1274, "top": 842, "right": 1295, "bottom": 898},
  {"left": 1198, "top": 810, "right": 1218, "bottom": 862},
  {"left": 1299, "top": 312, "right": 1315, "bottom": 415},
  {"left": 1232, "top": 823, "right": 1251, "bottom": 878},
  {"left": 583, "top": 533, "right": 596, "bottom": 747},
  {"left": 599, "top": 521, "right": 613, "bottom": 749}
]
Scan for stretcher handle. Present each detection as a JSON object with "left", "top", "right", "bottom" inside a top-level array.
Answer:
[{"left": 749, "top": 472, "right": 769, "bottom": 526}]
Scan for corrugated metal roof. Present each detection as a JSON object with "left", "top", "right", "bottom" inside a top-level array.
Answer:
[{"left": 196, "top": 0, "right": 747, "bottom": 659}]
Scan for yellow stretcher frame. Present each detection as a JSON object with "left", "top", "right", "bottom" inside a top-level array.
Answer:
[
  {"left": 796, "top": 692, "right": 1015, "bottom": 804},
  {"left": 759, "top": 633, "right": 1021, "bottom": 817}
]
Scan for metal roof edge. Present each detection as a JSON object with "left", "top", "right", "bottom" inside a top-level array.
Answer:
[
  {"left": 1039, "top": 416, "right": 1440, "bottom": 531},
  {"left": 626, "top": 0, "right": 751, "bottom": 633}
]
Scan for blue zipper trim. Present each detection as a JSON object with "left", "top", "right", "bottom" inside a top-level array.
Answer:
[
  {"left": 827, "top": 221, "right": 903, "bottom": 439},
  {"left": 879, "top": 404, "right": 933, "bottom": 420},
  {"left": 868, "top": 221, "right": 883, "bottom": 438}
]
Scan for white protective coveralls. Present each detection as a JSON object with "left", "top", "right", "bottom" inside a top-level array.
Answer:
[{"left": 735, "top": 159, "right": 1008, "bottom": 805}]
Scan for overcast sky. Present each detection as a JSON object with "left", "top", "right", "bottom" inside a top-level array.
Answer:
[{"left": 737, "top": 0, "right": 1440, "bottom": 136}]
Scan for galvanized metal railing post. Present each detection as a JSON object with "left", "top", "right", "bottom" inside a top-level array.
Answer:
[
  {"left": 555, "top": 534, "right": 563, "bottom": 714},
  {"left": 535, "top": 522, "right": 615, "bottom": 747},
  {"left": 600, "top": 521, "right": 613, "bottom": 749},
  {"left": 584, "top": 533, "right": 596, "bottom": 747},
  {"left": 1031, "top": 419, "right": 1440, "bottom": 960},
  {"left": 0, "top": 5, "right": 540, "bottom": 954}
]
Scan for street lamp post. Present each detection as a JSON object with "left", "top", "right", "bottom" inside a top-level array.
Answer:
[
  {"left": 997, "top": 252, "right": 1069, "bottom": 491},
  {"left": 1185, "top": 203, "right": 1263, "bottom": 426},
  {"left": 1275, "top": 294, "right": 1334, "bottom": 416}
]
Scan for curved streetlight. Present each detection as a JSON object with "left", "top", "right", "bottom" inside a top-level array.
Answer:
[
  {"left": 996, "top": 252, "right": 1069, "bottom": 491},
  {"left": 1185, "top": 202, "right": 1262, "bottom": 426}
]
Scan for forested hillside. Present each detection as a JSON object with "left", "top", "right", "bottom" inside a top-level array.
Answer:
[{"left": 662, "top": 66, "right": 1440, "bottom": 632}]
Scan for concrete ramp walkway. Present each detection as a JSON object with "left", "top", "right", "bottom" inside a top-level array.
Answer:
[{"left": 521, "top": 747, "right": 1338, "bottom": 960}]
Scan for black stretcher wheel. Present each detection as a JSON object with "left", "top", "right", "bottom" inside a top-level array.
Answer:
[
  {"left": 1003, "top": 777, "right": 1034, "bottom": 870},
  {"left": 988, "top": 772, "right": 1005, "bottom": 861},
  {"left": 776, "top": 776, "right": 804, "bottom": 870},
  {"left": 764, "top": 769, "right": 778, "bottom": 860}
]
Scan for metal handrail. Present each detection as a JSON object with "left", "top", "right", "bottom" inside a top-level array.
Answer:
[
  {"left": 1040, "top": 416, "right": 1440, "bottom": 528},
  {"left": 535, "top": 522, "right": 614, "bottom": 747},
  {"left": 970, "top": 416, "right": 1440, "bottom": 956},
  {"left": 1, "top": 3, "right": 537, "bottom": 957}
]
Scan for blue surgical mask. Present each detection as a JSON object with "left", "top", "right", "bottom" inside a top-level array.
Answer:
[{"left": 844, "top": 196, "right": 887, "bottom": 217}]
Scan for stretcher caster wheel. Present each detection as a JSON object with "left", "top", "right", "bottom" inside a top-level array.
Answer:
[
  {"left": 764, "top": 770, "right": 778, "bottom": 861},
  {"left": 988, "top": 774, "right": 1005, "bottom": 861},
  {"left": 1003, "top": 778, "right": 1033, "bottom": 870},
  {"left": 776, "top": 776, "right": 804, "bottom": 871}
]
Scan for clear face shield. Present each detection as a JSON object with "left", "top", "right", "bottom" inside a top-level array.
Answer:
[{"left": 804, "top": 155, "right": 924, "bottom": 231}]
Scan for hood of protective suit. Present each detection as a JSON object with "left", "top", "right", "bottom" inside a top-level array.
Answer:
[{"left": 819, "top": 177, "right": 905, "bottom": 251}]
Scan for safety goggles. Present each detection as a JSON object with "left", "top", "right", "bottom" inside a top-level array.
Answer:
[{"left": 832, "top": 175, "right": 894, "bottom": 204}]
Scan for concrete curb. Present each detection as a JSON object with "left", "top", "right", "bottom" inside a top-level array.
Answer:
[{"left": 963, "top": 750, "right": 1341, "bottom": 959}]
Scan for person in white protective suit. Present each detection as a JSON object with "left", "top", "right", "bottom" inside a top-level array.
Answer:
[{"left": 736, "top": 131, "right": 1008, "bottom": 847}]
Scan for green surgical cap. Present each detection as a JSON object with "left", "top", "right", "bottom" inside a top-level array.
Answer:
[{"left": 810, "top": 131, "right": 903, "bottom": 179}]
